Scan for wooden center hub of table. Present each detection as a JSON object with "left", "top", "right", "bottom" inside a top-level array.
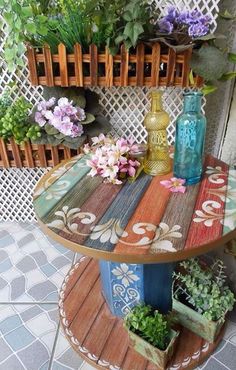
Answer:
[{"left": 34, "top": 153, "right": 235, "bottom": 369}]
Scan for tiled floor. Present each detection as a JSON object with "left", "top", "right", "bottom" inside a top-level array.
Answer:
[{"left": 0, "top": 221, "right": 235, "bottom": 370}]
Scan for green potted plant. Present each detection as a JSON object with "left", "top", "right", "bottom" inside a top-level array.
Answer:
[
  {"left": 124, "top": 304, "right": 179, "bottom": 369},
  {"left": 173, "top": 258, "right": 235, "bottom": 343}
]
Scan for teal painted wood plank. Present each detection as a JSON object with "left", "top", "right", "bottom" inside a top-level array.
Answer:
[
  {"left": 85, "top": 173, "right": 152, "bottom": 251},
  {"left": 34, "top": 154, "right": 91, "bottom": 219},
  {"left": 33, "top": 154, "right": 83, "bottom": 199},
  {"left": 223, "top": 167, "right": 236, "bottom": 234}
]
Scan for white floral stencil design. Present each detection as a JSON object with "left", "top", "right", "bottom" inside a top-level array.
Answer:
[{"left": 111, "top": 263, "right": 139, "bottom": 288}]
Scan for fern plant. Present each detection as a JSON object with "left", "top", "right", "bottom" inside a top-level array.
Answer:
[{"left": 173, "top": 258, "right": 235, "bottom": 322}]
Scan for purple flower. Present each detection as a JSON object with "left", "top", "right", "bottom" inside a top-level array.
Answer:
[
  {"left": 35, "top": 111, "right": 46, "bottom": 127},
  {"left": 76, "top": 107, "right": 86, "bottom": 121},
  {"left": 188, "top": 23, "right": 209, "bottom": 37},
  {"left": 71, "top": 124, "right": 84, "bottom": 137},
  {"left": 165, "top": 6, "right": 179, "bottom": 23},
  {"left": 158, "top": 19, "right": 173, "bottom": 34},
  {"left": 177, "top": 11, "right": 193, "bottom": 25}
]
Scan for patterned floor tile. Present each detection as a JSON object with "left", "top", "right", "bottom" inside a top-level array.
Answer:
[
  {"left": 214, "top": 341, "right": 236, "bottom": 369},
  {"left": 79, "top": 362, "right": 97, "bottom": 370},
  {"left": 0, "top": 304, "right": 58, "bottom": 370},
  {"left": 0, "top": 222, "right": 75, "bottom": 302},
  {"left": 51, "top": 325, "right": 83, "bottom": 370}
]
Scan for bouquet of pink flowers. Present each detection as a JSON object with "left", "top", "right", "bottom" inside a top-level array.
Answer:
[{"left": 84, "top": 134, "right": 141, "bottom": 184}]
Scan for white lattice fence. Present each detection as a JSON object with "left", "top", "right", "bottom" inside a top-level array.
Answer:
[{"left": 0, "top": 0, "right": 220, "bottom": 222}]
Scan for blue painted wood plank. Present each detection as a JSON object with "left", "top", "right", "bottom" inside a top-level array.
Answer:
[
  {"left": 34, "top": 154, "right": 90, "bottom": 219},
  {"left": 85, "top": 173, "right": 152, "bottom": 251}
]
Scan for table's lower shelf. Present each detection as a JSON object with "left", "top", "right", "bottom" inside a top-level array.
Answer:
[{"left": 59, "top": 256, "right": 224, "bottom": 370}]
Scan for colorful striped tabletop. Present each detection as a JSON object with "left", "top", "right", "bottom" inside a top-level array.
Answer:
[{"left": 33, "top": 154, "right": 236, "bottom": 263}]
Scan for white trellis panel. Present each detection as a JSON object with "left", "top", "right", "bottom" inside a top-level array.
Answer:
[{"left": 0, "top": 0, "right": 221, "bottom": 222}]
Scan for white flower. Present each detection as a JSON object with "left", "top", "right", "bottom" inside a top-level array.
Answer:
[{"left": 112, "top": 263, "right": 139, "bottom": 288}]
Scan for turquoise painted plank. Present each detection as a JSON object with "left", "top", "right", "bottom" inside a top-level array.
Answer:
[
  {"left": 85, "top": 173, "right": 152, "bottom": 251},
  {"left": 223, "top": 167, "right": 236, "bottom": 234},
  {"left": 34, "top": 154, "right": 91, "bottom": 219}
]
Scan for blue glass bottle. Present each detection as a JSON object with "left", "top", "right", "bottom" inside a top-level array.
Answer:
[{"left": 173, "top": 91, "right": 206, "bottom": 185}]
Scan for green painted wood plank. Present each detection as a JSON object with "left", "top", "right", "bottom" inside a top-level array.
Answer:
[{"left": 34, "top": 154, "right": 90, "bottom": 219}]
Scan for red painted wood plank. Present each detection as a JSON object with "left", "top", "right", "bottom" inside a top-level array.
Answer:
[
  {"left": 58, "top": 182, "right": 123, "bottom": 245},
  {"left": 121, "top": 348, "right": 148, "bottom": 370},
  {"left": 114, "top": 174, "right": 172, "bottom": 255},
  {"left": 185, "top": 155, "right": 229, "bottom": 250},
  {"left": 99, "top": 320, "right": 129, "bottom": 368},
  {"left": 64, "top": 259, "right": 99, "bottom": 324},
  {"left": 63, "top": 257, "right": 91, "bottom": 300},
  {"left": 82, "top": 303, "right": 117, "bottom": 359}
]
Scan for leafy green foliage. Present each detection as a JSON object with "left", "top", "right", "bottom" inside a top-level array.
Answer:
[
  {"left": 190, "top": 45, "right": 228, "bottom": 82},
  {"left": 0, "top": 0, "right": 52, "bottom": 71},
  {"left": 0, "top": 94, "right": 41, "bottom": 144},
  {"left": 124, "top": 304, "right": 171, "bottom": 350},
  {"left": 173, "top": 258, "right": 235, "bottom": 322}
]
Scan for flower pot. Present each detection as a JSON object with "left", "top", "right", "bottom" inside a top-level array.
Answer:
[
  {"left": 26, "top": 42, "right": 203, "bottom": 88},
  {"left": 127, "top": 328, "right": 179, "bottom": 369},
  {"left": 173, "top": 298, "right": 225, "bottom": 343}
]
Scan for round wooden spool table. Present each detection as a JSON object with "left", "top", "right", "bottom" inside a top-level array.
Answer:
[{"left": 33, "top": 153, "right": 236, "bottom": 370}]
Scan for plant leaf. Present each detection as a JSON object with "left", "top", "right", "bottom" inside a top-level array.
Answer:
[
  {"left": 228, "top": 53, "right": 236, "bottom": 63},
  {"left": 44, "top": 123, "right": 59, "bottom": 135},
  {"left": 189, "top": 70, "right": 194, "bottom": 85},
  {"left": 81, "top": 113, "right": 96, "bottom": 125},
  {"left": 219, "top": 10, "right": 236, "bottom": 20},
  {"left": 201, "top": 84, "right": 217, "bottom": 95},
  {"left": 218, "top": 72, "right": 236, "bottom": 81}
]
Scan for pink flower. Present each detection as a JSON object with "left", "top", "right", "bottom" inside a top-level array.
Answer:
[{"left": 160, "top": 177, "right": 186, "bottom": 193}]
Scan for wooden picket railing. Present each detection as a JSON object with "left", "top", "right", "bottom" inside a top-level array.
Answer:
[
  {"left": 26, "top": 43, "right": 203, "bottom": 88},
  {"left": 0, "top": 138, "right": 85, "bottom": 168}
]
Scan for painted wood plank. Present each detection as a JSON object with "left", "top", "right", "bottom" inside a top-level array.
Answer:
[
  {"left": 121, "top": 348, "right": 148, "bottom": 370},
  {"left": 82, "top": 303, "right": 117, "bottom": 359},
  {"left": 223, "top": 167, "right": 236, "bottom": 234},
  {"left": 34, "top": 155, "right": 91, "bottom": 218},
  {"left": 57, "top": 181, "right": 123, "bottom": 245},
  {"left": 158, "top": 182, "right": 200, "bottom": 252},
  {"left": 114, "top": 174, "right": 172, "bottom": 255},
  {"left": 51, "top": 146, "right": 59, "bottom": 166},
  {"left": 85, "top": 174, "right": 152, "bottom": 251},
  {"left": 64, "top": 259, "right": 99, "bottom": 324},
  {"left": 33, "top": 155, "right": 82, "bottom": 199},
  {"left": 63, "top": 257, "right": 91, "bottom": 301},
  {"left": 42, "top": 175, "right": 102, "bottom": 223},
  {"left": 99, "top": 320, "right": 129, "bottom": 368},
  {"left": 69, "top": 278, "right": 104, "bottom": 342},
  {"left": 185, "top": 155, "right": 229, "bottom": 250}
]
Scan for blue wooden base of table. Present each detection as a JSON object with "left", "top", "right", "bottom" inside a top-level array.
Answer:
[{"left": 99, "top": 260, "right": 174, "bottom": 317}]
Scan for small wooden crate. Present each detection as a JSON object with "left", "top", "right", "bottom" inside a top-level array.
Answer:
[
  {"left": 0, "top": 138, "right": 85, "bottom": 168},
  {"left": 26, "top": 42, "right": 203, "bottom": 88}
]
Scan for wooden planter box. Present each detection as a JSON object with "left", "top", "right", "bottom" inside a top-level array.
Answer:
[
  {"left": 173, "top": 298, "right": 225, "bottom": 343},
  {"left": 0, "top": 138, "right": 85, "bottom": 168},
  {"left": 26, "top": 42, "right": 203, "bottom": 88},
  {"left": 127, "top": 328, "right": 179, "bottom": 369}
]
